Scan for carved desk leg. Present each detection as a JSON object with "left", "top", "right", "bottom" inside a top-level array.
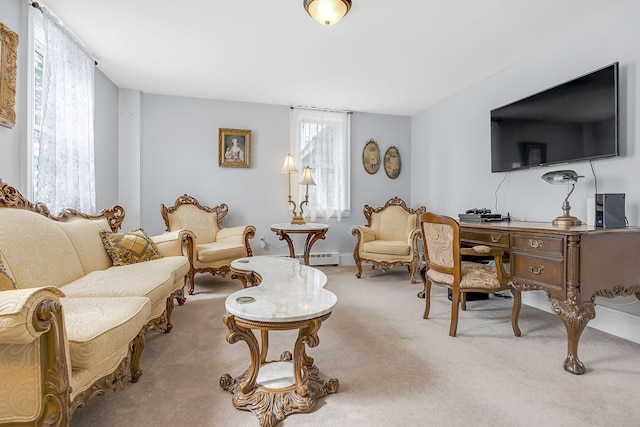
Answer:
[{"left": 550, "top": 298, "right": 596, "bottom": 375}]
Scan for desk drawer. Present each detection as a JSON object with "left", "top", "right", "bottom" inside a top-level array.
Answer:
[
  {"left": 512, "top": 253, "right": 564, "bottom": 287},
  {"left": 511, "top": 234, "right": 564, "bottom": 256},
  {"left": 461, "top": 230, "right": 509, "bottom": 248}
]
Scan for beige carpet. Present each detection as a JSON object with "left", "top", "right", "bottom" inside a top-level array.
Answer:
[{"left": 70, "top": 266, "right": 640, "bottom": 426}]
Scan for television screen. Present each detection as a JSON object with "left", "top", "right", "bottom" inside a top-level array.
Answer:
[{"left": 491, "top": 62, "right": 619, "bottom": 173}]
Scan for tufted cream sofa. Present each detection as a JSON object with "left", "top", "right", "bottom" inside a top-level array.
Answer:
[{"left": 0, "top": 180, "right": 193, "bottom": 425}]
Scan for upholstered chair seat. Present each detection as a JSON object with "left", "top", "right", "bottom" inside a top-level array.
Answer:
[
  {"left": 351, "top": 197, "right": 426, "bottom": 283},
  {"left": 419, "top": 212, "right": 522, "bottom": 337},
  {"left": 161, "top": 194, "right": 256, "bottom": 294}
]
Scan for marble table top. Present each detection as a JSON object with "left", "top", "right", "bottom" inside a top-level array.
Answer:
[
  {"left": 270, "top": 223, "right": 329, "bottom": 232},
  {"left": 226, "top": 256, "right": 337, "bottom": 322}
]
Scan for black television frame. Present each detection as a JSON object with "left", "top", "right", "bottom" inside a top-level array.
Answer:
[{"left": 490, "top": 62, "right": 619, "bottom": 173}]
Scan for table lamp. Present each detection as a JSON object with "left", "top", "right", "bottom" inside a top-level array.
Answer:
[
  {"left": 296, "top": 166, "right": 316, "bottom": 224},
  {"left": 541, "top": 170, "right": 584, "bottom": 226}
]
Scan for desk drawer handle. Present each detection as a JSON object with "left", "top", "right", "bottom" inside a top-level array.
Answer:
[
  {"left": 529, "top": 239, "right": 543, "bottom": 248},
  {"left": 490, "top": 234, "right": 501, "bottom": 243},
  {"left": 528, "top": 265, "right": 544, "bottom": 275}
]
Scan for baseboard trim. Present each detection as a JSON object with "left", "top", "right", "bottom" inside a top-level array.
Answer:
[{"left": 522, "top": 291, "right": 640, "bottom": 344}]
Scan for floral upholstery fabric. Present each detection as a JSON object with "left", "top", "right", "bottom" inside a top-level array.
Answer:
[
  {"left": 61, "top": 296, "right": 150, "bottom": 369},
  {"left": 61, "top": 257, "right": 189, "bottom": 320},
  {"left": 197, "top": 242, "right": 247, "bottom": 263},
  {"left": 424, "top": 223, "right": 454, "bottom": 268},
  {"left": 0, "top": 209, "right": 85, "bottom": 289},
  {"left": 363, "top": 240, "right": 410, "bottom": 256},
  {"left": 167, "top": 204, "right": 220, "bottom": 244},
  {"left": 100, "top": 228, "right": 162, "bottom": 266},
  {"left": 427, "top": 261, "right": 504, "bottom": 289},
  {"left": 58, "top": 218, "right": 113, "bottom": 273},
  {"left": 369, "top": 206, "right": 416, "bottom": 242}
]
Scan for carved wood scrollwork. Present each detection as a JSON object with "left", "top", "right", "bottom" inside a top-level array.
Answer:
[
  {"left": 0, "top": 179, "right": 125, "bottom": 231},
  {"left": 595, "top": 284, "right": 640, "bottom": 299},
  {"left": 34, "top": 298, "right": 71, "bottom": 426}
]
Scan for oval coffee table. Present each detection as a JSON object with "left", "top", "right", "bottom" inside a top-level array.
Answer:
[{"left": 220, "top": 256, "right": 339, "bottom": 427}]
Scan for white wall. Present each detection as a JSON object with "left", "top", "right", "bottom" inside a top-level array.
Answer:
[
  {"left": 410, "top": 1, "right": 640, "bottom": 338},
  {"left": 137, "top": 94, "right": 412, "bottom": 261}
]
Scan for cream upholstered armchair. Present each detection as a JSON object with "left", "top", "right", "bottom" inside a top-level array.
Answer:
[
  {"left": 351, "top": 197, "right": 427, "bottom": 283},
  {"left": 161, "top": 195, "right": 256, "bottom": 294},
  {"left": 419, "top": 212, "right": 522, "bottom": 337}
]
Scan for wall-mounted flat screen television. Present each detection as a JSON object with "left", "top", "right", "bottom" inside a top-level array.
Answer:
[{"left": 490, "top": 62, "right": 619, "bottom": 173}]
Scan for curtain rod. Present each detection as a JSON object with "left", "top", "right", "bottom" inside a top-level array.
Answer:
[
  {"left": 30, "top": 1, "right": 98, "bottom": 66},
  {"left": 291, "top": 105, "right": 353, "bottom": 114}
]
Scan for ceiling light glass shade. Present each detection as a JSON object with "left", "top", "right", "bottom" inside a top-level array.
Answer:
[
  {"left": 298, "top": 167, "right": 316, "bottom": 185},
  {"left": 304, "top": 0, "right": 352, "bottom": 26},
  {"left": 281, "top": 154, "right": 298, "bottom": 173}
]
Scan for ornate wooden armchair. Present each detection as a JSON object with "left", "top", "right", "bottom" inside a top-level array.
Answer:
[
  {"left": 419, "top": 212, "right": 522, "bottom": 337},
  {"left": 161, "top": 195, "right": 256, "bottom": 294},
  {"left": 351, "top": 197, "right": 426, "bottom": 283}
]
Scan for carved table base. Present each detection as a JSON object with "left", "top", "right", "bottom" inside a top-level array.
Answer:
[
  {"left": 220, "top": 313, "right": 338, "bottom": 427},
  {"left": 220, "top": 352, "right": 339, "bottom": 427}
]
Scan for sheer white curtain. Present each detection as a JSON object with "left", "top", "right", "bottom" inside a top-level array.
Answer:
[
  {"left": 34, "top": 8, "right": 95, "bottom": 215},
  {"left": 291, "top": 108, "right": 351, "bottom": 221}
]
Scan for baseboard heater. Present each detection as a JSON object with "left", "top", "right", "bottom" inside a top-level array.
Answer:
[{"left": 279, "top": 252, "right": 340, "bottom": 266}]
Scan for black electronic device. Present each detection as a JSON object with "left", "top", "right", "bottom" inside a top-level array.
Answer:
[
  {"left": 595, "top": 193, "right": 626, "bottom": 228},
  {"left": 459, "top": 209, "right": 504, "bottom": 222},
  {"left": 490, "top": 62, "right": 619, "bottom": 173}
]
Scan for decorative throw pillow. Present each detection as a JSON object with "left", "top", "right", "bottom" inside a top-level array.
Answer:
[
  {"left": 0, "top": 251, "right": 17, "bottom": 290},
  {"left": 100, "top": 228, "right": 161, "bottom": 266}
]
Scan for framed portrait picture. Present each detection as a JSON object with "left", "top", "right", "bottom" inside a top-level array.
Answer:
[
  {"left": 362, "top": 139, "right": 381, "bottom": 174},
  {"left": 384, "top": 146, "right": 401, "bottom": 179},
  {"left": 219, "top": 128, "right": 251, "bottom": 168},
  {"left": 0, "top": 22, "right": 18, "bottom": 128}
]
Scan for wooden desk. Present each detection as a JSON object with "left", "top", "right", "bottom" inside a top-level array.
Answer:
[{"left": 460, "top": 220, "right": 640, "bottom": 375}]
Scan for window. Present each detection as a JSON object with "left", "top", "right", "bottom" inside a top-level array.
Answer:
[
  {"left": 30, "top": 7, "right": 96, "bottom": 215},
  {"left": 291, "top": 108, "right": 351, "bottom": 220}
]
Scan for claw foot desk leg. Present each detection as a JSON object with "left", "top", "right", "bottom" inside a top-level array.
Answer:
[{"left": 551, "top": 298, "right": 596, "bottom": 375}]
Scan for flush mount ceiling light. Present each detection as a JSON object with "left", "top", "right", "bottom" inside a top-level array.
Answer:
[{"left": 304, "top": 0, "right": 352, "bottom": 26}]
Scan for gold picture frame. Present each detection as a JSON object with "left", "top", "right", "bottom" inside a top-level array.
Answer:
[
  {"left": 219, "top": 128, "right": 251, "bottom": 168},
  {"left": 384, "top": 146, "right": 401, "bottom": 179},
  {"left": 362, "top": 139, "right": 381, "bottom": 174},
  {"left": 0, "top": 22, "right": 18, "bottom": 128}
]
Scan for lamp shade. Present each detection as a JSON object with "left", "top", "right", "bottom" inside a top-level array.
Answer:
[
  {"left": 541, "top": 170, "right": 583, "bottom": 184},
  {"left": 281, "top": 154, "right": 298, "bottom": 173},
  {"left": 298, "top": 166, "right": 316, "bottom": 185},
  {"left": 303, "top": 0, "right": 352, "bottom": 26}
]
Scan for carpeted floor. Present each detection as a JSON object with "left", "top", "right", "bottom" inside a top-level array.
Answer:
[{"left": 70, "top": 266, "right": 640, "bottom": 426}]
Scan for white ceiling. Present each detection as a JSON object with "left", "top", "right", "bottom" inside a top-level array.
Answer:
[{"left": 40, "top": 0, "right": 634, "bottom": 116}]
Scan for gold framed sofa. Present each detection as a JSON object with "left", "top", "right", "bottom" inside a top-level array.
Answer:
[
  {"left": 351, "top": 197, "right": 426, "bottom": 283},
  {"left": 0, "top": 180, "right": 192, "bottom": 425},
  {"left": 161, "top": 194, "right": 256, "bottom": 294}
]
